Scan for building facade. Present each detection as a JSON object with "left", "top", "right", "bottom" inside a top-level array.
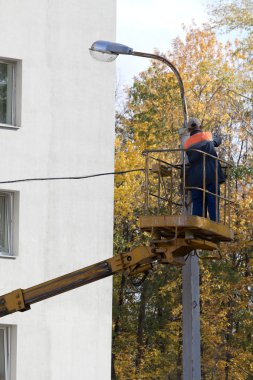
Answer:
[{"left": 0, "top": 0, "right": 116, "bottom": 379}]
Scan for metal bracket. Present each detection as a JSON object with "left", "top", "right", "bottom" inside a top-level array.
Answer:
[{"left": 0, "top": 288, "right": 26, "bottom": 317}]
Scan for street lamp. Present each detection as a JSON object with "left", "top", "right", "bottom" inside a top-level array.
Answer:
[
  {"left": 89, "top": 40, "right": 188, "bottom": 127},
  {"left": 90, "top": 40, "right": 201, "bottom": 380}
]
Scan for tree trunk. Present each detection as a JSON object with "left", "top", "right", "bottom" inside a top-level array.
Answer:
[
  {"left": 224, "top": 306, "right": 233, "bottom": 380},
  {"left": 177, "top": 324, "right": 182, "bottom": 380},
  {"left": 135, "top": 281, "right": 148, "bottom": 373},
  {"left": 111, "top": 274, "right": 126, "bottom": 380}
]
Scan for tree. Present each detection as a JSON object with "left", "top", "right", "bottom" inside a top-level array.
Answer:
[
  {"left": 112, "top": 25, "right": 253, "bottom": 379},
  {"left": 208, "top": 0, "right": 253, "bottom": 60}
]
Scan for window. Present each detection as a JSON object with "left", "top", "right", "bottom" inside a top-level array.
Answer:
[
  {"left": 0, "top": 325, "right": 16, "bottom": 380},
  {"left": 0, "top": 190, "right": 18, "bottom": 256},
  {"left": 0, "top": 59, "right": 21, "bottom": 128},
  {"left": 0, "top": 326, "right": 10, "bottom": 380}
]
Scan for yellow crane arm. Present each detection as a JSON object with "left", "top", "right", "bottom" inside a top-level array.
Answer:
[
  {"left": 0, "top": 236, "right": 217, "bottom": 318},
  {"left": 0, "top": 246, "right": 157, "bottom": 318}
]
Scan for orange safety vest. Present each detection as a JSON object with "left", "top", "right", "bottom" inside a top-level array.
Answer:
[{"left": 184, "top": 131, "right": 213, "bottom": 150}]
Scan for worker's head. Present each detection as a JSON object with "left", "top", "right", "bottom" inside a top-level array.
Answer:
[{"left": 187, "top": 117, "right": 201, "bottom": 132}]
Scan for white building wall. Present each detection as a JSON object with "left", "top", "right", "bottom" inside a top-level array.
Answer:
[{"left": 0, "top": 0, "right": 116, "bottom": 379}]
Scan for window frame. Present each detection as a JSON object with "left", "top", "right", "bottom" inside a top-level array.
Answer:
[
  {"left": 0, "top": 325, "right": 11, "bottom": 380},
  {"left": 0, "top": 58, "right": 21, "bottom": 129},
  {"left": 0, "top": 191, "right": 18, "bottom": 259},
  {"left": 0, "top": 325, "right": 16, "bottom": 380}
]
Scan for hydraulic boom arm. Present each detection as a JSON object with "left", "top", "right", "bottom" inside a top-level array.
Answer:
[
  {"left": 0, "top": 246, "right": 156, "bottom": 318},
  {"left": 0, "top": 229, "right": 218, "bottom": 318}
]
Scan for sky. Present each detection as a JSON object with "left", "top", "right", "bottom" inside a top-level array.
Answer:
[{"left": 116, "top": 0, "right": 209, "bottom": 89}]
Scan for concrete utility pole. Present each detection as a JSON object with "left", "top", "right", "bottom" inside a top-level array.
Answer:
[
  {"left": 182, "top": 255, "right": 201, "bottom": 379},
  {"left": 179, "top": 127, "right": 201, "bottom": 380},
  {"left": 89, "top": 40, "right": 201, "bottom": 379}
]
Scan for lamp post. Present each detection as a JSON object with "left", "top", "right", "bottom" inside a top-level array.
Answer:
[{"left": 90, "top": 40, "right": 200, "bottom": 380}]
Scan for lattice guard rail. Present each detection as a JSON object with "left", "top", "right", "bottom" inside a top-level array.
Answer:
[{"left": 142, "top": 148, "right": 232, "bottom": 227}]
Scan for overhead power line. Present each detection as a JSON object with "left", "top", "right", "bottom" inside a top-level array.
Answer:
[{"left": 0, "top": 169, "right": 145, "bottom": 185}]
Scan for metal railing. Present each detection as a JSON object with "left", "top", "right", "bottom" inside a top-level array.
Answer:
[{"left": 142, "top": 148, "right": 233, "bottom": 226}]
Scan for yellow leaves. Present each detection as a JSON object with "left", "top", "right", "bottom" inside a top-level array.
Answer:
[
  {"left": 114, "top": 139, "right": 146, "bottom": 220},
  {"left": 113, "top": 22, "right": 253, "bottom": 380}
]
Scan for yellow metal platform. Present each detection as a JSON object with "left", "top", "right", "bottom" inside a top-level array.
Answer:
[{"left": 139, "top": 215, "right": 234, "bottom": 243}]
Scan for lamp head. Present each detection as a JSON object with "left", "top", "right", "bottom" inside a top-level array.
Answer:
[{"left": 89, "top": 40, "right": 133, "bottom": 62}]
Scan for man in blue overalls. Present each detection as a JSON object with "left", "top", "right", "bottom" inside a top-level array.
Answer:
[{"left": 184, "top": 118, "right": 225, "bottom": 222}]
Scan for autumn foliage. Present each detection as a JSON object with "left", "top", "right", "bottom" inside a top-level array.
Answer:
[{"left": 112, "top": 24, "right": 253, "bottom": 380}]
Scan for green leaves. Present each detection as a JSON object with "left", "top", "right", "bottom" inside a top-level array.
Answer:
[{"left": 209, "top": 0, "right": 253, "bottom": 60}]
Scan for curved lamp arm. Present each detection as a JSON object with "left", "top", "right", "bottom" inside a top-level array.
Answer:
[{"left": 90, "top": 40, "right": 188, "bottom": 127}]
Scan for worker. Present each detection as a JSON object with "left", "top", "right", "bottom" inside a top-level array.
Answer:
[{"left": 184, "top": 117, "right": 225, "bottom": 222}]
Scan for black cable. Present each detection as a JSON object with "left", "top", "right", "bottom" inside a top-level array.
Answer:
[{"left": 0, "top": 168, "right": 145, "bottom": 185}]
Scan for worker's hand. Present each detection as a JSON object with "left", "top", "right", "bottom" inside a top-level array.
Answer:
[
  {"left": 213, "top": 123, "right": 222, "bottom": 135},
  {"left": 212, "top": 132, "right": 222, "bottom": 147}
]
